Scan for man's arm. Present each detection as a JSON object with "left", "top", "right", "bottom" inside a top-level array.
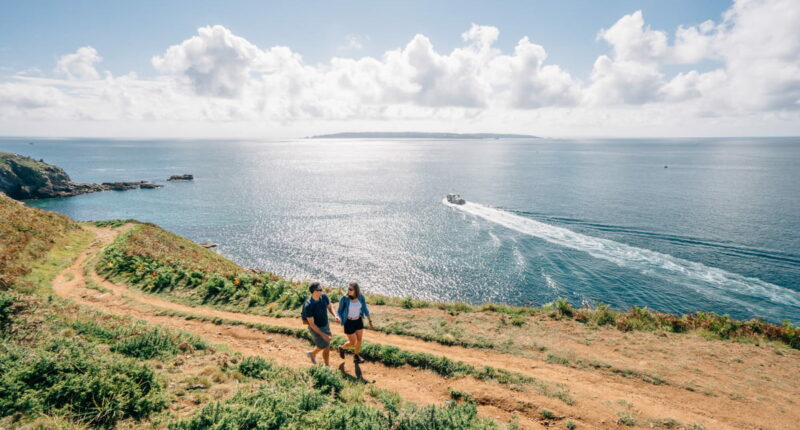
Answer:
[
  {"left": 328, "top": 303, "right": 340, "bottom": 322},
  {"left": 307, "top": 317, "right": 330, "bottom": 340}
]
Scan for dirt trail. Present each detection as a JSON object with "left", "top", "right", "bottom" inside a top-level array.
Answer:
[{"left": 52, "top": 226, "right": 799, "bottom": 430}]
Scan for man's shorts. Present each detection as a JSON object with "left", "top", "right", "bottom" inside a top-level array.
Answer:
[{"left": 309, "top": 324, "right": 331, "bottom": 348}]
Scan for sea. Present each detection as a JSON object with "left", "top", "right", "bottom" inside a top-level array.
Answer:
[{"left": 3, "top": 136, "right": 799, "bottom": 324}]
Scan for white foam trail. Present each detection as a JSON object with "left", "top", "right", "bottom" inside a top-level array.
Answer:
[{"left": 444, "top": 199, "right": 800, "bottom": 312}]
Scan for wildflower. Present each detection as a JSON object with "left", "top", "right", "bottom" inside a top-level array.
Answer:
[
  {"left": 147, "top": 285, "right": 154, "bottom": 290},
  {"left": 234, "top": 277, "right": 241, "bottom": 286},
  {"left": 107, "top": 262, "right": 113, "bottom": 267}
]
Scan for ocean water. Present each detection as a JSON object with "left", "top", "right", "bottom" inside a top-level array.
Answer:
[{"left": 3, "top": 137, "right": 799, "bottom": 323}]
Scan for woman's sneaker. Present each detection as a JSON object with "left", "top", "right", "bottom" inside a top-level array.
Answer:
[
  {"left": 355, "top": 354, "right": 366, "bottom": 363},
  {"left": 305, "top": 351, "right": 317, "bottom": 364}
]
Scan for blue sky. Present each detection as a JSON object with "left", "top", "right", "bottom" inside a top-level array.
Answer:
[
  {"left": 0, "top": 0, "right": 797, "bottom": 138},
  {"left": 1, "top": 0, "right": 730, "bottom": 79}
]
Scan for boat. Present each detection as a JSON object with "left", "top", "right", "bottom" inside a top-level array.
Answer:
[{"left": 446, "top": 193, "right": 466, "bottom": 205}]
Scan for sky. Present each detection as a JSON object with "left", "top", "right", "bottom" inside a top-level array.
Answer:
[{"left": 0, "top": 0, "right": 798, "bottom": 138}]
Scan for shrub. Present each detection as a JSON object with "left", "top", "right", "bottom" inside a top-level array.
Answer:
[
  {"left": 238, "top": 356, "right": 274, "bottom": 379},
  {"left": 0, "top": 340, "right": 166, "bottom": 428},
  {"left": 588, "top": 303, "right": 617, "bottom": 326},
  {"left": 449, "top": 388, "right": 473, "bottom": 402},
  {"left": 110, "top": 327, "right": 180, "bottom": 359},
  {"left": 540, "top": 409, "right": 555, "bottom": 419},
  {"left": 510, "top": 315, "right": 526, "bottom": 327},
  {"left": 554, "top": 298, "right": 574, "bottom": 318},
  {"left": 393, "top": 402, "right": 495, "bottom": 430},
  {"left": 617, "top": 412, "right": 636, "bottom": 426},
  {"left": 307, "top": 365, "right": 345, "bottom": 396},
  {"left": 66, "top": 320, "right": 118, "bottom": 342},
  {"left": 0, "top": 291, "right": 21, "bottom": 332},
  {"left": 327, "top": 404, "right": 390, "bottom": 429}
]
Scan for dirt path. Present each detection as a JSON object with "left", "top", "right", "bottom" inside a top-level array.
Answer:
[{"left": 52, "top": 226, "right": 799, "bottom": 430}]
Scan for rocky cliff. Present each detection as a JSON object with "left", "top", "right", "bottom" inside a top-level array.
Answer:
[{"left": 0, "top": 152, "right": 159, "bottom": 199}]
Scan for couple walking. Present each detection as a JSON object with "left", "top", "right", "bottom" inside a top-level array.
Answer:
[{"left": 302, "top": 281, "right": 373, "bottom": 366}]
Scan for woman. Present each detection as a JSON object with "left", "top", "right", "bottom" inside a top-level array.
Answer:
[{"left": 336, "top": 282, "right": 373, "bottom": 363}]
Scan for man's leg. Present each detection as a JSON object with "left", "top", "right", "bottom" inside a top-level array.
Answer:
[
  {"left": 307, "top": 346, "right": 323, "bottom": 363},
  {"left": 322, "top": 346, "right": 330, "bottom": 366}
]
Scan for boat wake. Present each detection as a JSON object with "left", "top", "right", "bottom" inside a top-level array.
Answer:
[{"left": 444, "top": 199, "right": 800, "bottom": 316}]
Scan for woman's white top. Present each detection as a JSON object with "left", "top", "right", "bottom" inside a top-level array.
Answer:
[{"left": 347, "top": 299, "right": 362, "bottom": 319}]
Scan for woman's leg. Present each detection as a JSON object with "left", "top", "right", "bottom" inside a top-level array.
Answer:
[
  {"left": 354, "top": 329, "right": 364, "bottom": 355},
  {"left": 342, "top": 333, "right": 357, "bottom": 350}
]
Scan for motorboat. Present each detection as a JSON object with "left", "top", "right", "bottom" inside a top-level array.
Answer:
[{"left": 446, "top": 193, "right": 466, "bottom": 205}]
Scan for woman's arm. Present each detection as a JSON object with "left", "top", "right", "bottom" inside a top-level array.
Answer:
[{"left": 360, "top": 295, "right": 373, "bottom": 328}]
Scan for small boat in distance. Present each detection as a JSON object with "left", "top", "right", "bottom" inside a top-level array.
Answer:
[{"left": 446, "top": 193, "right": 466, "bottom": 205}]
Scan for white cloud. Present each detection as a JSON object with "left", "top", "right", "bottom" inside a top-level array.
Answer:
[
  {"left": 55, "top": 46, "right": 102, "bottom": 80},
  {"left": 152, "top": 25, "right": 267, "bottom": 98},
  {"left": 2, "top": 0, "right": 799, "bottom": 137}
]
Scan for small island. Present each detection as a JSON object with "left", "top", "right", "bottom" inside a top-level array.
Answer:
[{"left": 309, "top": 132, "right": 539, "bottom": 139}]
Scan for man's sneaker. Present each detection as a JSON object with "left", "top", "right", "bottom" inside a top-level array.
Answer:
[
  {"left": 338, "top": 346, "right": 345, "bottom": 359},
  {"left": 306, "top": 351, "right": 317, "bottom": 364},
  {"left": 355, "top": 354, "right": 366, "bottom": 363}
]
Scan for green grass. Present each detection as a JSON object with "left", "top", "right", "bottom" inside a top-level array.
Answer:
[
  {"left": 0, "top": 295, "right": 169, "bottom": 428},
  {"left": 170, "top": 383, "right": 497, "bottom": 430},
  {"left": 0, "top": 193, "right": 87, "bottom": 291},
  {"left": 22, "top": 228, "right": 94, "bottom": 294}
]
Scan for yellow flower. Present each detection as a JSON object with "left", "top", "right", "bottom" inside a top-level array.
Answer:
[
  {"left": 147, "top": 285, "right": 154, "bottom": 289},
  {"left": 107, "top": 263, "right": 113, "bottom": 267},
  {"left": 234, "top": 277, "right": 241, "bottom": 286}
]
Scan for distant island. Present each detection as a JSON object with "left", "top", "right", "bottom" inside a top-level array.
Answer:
[{"left": 309, "top": 132, "right": 539, "bottom": 139}]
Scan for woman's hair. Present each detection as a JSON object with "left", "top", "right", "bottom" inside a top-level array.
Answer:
[{"left": 348, "top": 282, "right": 361, "bottom": 298}]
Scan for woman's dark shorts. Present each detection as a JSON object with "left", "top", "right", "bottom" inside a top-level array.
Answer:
[{"left": 344, "top": 318, "right": 364, "bottom": 335}]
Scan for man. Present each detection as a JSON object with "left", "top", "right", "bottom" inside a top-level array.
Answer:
[{"left": 301, "top": 282, "right": 340, "bottom": 366}]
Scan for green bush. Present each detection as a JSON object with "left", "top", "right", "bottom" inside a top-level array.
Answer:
[
  {"left": 307, "top": 365, "right": 345, "bottom": 396},
  {"left": 589, "top": 303, "right": 617, "bottom": 326},
  {"left": 66, "top": 320, "right": 118, "bottom": 342},
  {"left": 0, "top": 291, "right": 20, "bottom": 333},
  {"left": 326, "top": 404, "right": 389, "bottom": 429},
  {"left": 510, "top": 315, "right": 526, "bottom": 327},
  {"left": 110, "top": 327, "right": 180, "bottom": 359},
  {"left": 238, "top": 356, "right": 274, "bottom": 379},
  {"left": 0, "top": 339, "right": 166, "bottom": 428},
  {"left": 394, "top": 402, "right": 495, "bottom": 430},
  {"left": 554, "top": 298, "right": 574, "bottom": 318}
]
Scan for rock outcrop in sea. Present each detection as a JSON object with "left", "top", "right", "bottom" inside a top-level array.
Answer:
[
  {"left": 168, "top": 174, "right": 193, "bottom": 181},
  {"left": 0, "top": 152, "right": 160, "bottom": 199}
]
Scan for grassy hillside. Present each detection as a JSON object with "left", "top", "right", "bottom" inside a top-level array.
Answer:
[
  {"left": 99, "top": 222, "right": 312, "bottom": 309},
  {"left": 0, "top": 193, "right": 88, "bottom": 291},
  {"left": 98, "top": 222, "right": 799, "bottom": 351},
  {"left": 0, "top": 197, "right": 503, "bottom": 429}
]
